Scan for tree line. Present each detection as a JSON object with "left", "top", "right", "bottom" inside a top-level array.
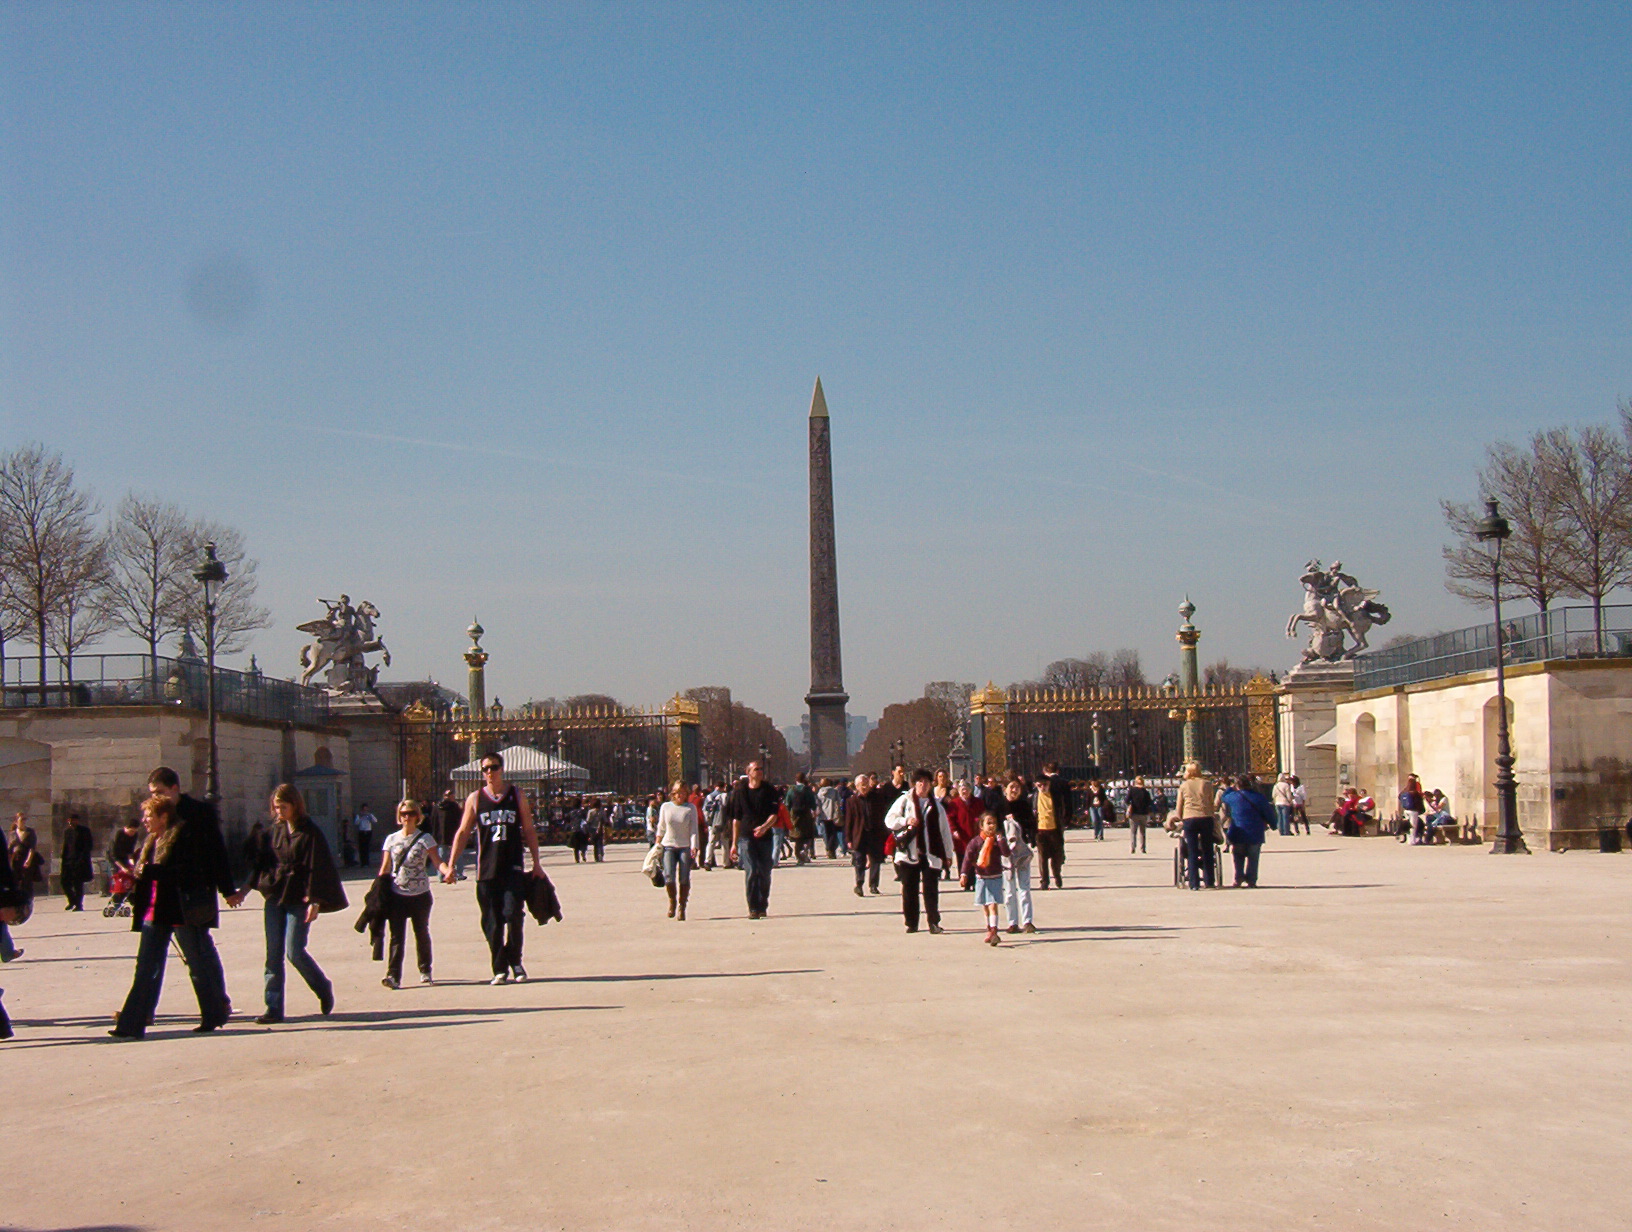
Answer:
[
  {"left": 1442, "top": 400, "right": 1632, "bottom": 646},
  {"left": 0, "top": 443, "right": 270, "bottom": 686}
]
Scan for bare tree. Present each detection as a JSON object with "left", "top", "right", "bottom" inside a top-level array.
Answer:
[
  {"left": 1202, "top": 659, "right": 1273, "bottom": 689},
  {"left": 173, "top": 518, "right": 272, "bottom": 657},
  {"left": 682, "top": 686, "right": 793, "bottom": 782},
  {"left": 1537, "top": 423, "right": 1632, "bottom": 651},
  {"left": 103, "top": 494, "right": 193, "bottom": 671},
  {"left": 45, "top": 529, "right": 113, "bottom": 682},
  {"left": 1108, "top": 648, "right": 1147, "bottom": 688},
  {"left": 1442, "top": 436, "right": 1572, "bottom": 614},
  {"left": 1020, "top": 648, "right": 1144, "bottom": 693},
  {"left": 0, "top": 444, "right": 102, "bottom": 690}
]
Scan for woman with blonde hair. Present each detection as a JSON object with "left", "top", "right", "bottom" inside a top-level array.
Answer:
[
  {"left": 109, "top": 794, "right": 230, "bottom": 1038},
  {"left": 243, "top": 784, "right": 347, "bottom": 1024},
  {"left": 654, "top": 779, "right": 700, "bottom": 920},
  {"left": 377, "top": 798, "right": 447, "bottom": 988},
  {"left": 1174, "top": 761, "right": 1218, "bottom": 890}
]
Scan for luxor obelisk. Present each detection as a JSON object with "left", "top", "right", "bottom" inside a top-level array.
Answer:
[{"left": 805, "top": 377, "right": 850, "bottom": 776}]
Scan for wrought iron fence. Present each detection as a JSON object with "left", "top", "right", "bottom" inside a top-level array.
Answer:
[
  {"left": 1352, "top": 605, "right": 1632, "bottom": 691},
  {"left": 0, "top": 653, "right": 330, "bottom": 726}
]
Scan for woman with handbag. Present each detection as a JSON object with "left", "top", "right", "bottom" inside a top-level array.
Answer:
[
  {"left": 110, "top": 794, "right": 235, "bottom": 1038},
  {"left": 376, "top": 799, "right": 446, "bottom": 988},
  {"left": 249, "top": 784, "right": 347, "bottom": 1025}
]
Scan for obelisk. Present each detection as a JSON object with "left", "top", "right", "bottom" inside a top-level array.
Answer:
[{"left": 805, "top": 377, "right": 850, "bottom": 776}]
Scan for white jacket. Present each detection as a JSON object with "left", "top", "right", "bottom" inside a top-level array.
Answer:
[{"left": 884, "top": 792, "right": 957, "bottom": 870}]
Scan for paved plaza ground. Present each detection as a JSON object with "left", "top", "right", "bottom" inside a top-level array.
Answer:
[{"left": 3, "top": 830, "right": 1628, "bottom": 1231}]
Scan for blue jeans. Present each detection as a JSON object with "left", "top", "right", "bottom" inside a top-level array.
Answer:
[
  {"left": 1092, "top": 808, "right": 1106, "bottom": 840},
  {"left": 115, "top": 922, "right": 229, "bottom": 1035},
  {"left": 737, "top": 836, "right": 775, "bottom": 915},
  {"left": 1275, "top": 805, "right": 1293, "bottom": 836},
  {"left": 661, "top": 846, "right": 692, "bottom": 888},
  {"left": 263, "top": 903, "right": 331, "bottom": 1016}
]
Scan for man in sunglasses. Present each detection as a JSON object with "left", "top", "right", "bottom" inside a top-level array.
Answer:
[{"left": 444, "top": 752, "right": 544, "bottom": 984}]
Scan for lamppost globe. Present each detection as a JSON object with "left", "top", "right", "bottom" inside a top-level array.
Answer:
[{"left": 1473, "top": 498, "right": 1511, "bottom": 544}]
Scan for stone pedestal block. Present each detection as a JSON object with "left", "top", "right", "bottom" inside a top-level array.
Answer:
[{"left": 1279, "top": 660, "right": 1353, "bottom": 815}]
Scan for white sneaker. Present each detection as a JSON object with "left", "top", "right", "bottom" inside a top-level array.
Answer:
[
  {"left": 489, "top": 972, "right": 510, "bottom": 986},
  {"left": 510, "top": 965, "right": 528, "bottom": 983},
  {"left": 381, "top": 976, "right": 398, "bottom": 990},
  {"left": 420, "top": 972, "right": 434, "bottom": 986}
]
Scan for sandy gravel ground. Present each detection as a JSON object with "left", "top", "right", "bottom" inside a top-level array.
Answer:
[{"left": 2, "top": 830, "right": 1627, "bottom": 1232}]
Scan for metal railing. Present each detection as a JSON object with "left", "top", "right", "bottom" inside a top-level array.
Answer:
[
  {"left": 0, "top": 653, "right": 330, "bottom": 726},
  {"left": 1353, "top": 605, "right": 1632, "bottom": 691}
]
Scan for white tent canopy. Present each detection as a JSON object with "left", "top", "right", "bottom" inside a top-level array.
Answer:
[{"left": 450, "top": 744, "right": 591, "bottom": 785}]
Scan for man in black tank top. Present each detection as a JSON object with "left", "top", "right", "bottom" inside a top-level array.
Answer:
[{"left": 445, "top": 752, "right": 543, "bottom": 984}]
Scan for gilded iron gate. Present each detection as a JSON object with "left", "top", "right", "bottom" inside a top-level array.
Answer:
[{"left": 967, "top": 677, "right": 1278, "bottom": 781}]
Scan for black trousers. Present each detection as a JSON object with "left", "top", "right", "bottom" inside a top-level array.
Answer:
[
  {"left": 62, "top": 878, "right": 86, "bottom": 910},
  {"left": 852, "top": 846, "right": 883, "bottom": 891},
  {"left": 476, "top": 873, "right": 526, "bottom": 975},
  {"left": 897, "top": 860, "right": 940, "bottom": 931},
  {"left": 356, "top": 830, "right": 373, "bottom": 866},
  {"left": 386, "top": 891, "right": 434, "bottom": 981},
  {"left": 1182, "top": 818, "right": 1217, "bottom": 889},
  {"left": 1034, "top": 829, "right": 1065, "bottom": 886}
]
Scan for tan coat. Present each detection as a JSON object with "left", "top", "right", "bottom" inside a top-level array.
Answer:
[{"left": 1175, "top": 775, "right": 1215, "bottom": 820}]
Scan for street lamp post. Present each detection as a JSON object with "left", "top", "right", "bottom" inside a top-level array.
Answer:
[
  {"left": 191, "top": 542, "right": 228, "bottom": 803},
  {"left": 1091, "top": 712, "right": 1103, "bottom": 775},
  {"left": 1475, "top": 499, "right": 1527, "bottom": 854}
]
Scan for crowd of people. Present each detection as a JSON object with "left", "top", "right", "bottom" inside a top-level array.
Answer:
[{"left": 0, "top": 752, "right": 1486, "bottom": 1042}]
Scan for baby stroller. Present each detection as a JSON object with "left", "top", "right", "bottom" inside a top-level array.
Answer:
[{"left": 103, "top": 867, "right": 135, "bottom": 917}]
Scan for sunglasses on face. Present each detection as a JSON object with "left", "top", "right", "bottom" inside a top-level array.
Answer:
[{"left": 482, "top": 765, "right": 502, "bottom": 773}]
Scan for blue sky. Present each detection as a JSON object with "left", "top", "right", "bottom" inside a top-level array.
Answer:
[{"left": 3, "top": 3, "right": 1628, "bottom": 725}]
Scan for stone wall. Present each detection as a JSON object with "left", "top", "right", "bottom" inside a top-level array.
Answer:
[
  {"left": 0, "top": 706, "right": 349, "bottom": 889},
  {"left": 1335, "top": 659, "right": 1632, "bottom": 850}
]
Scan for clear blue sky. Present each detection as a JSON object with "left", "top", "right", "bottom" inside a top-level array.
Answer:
[{"left": 3, "top": 2, "right": 1628, "bottom": 725}]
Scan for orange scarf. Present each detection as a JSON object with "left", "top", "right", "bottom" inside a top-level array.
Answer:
[{"left": 978, "top": 834, "right": 996, "bottom": 871}]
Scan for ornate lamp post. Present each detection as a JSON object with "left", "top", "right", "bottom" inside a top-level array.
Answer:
[
  {"left": 1090, "top": 712, "right": 1103, "bottom": 775},
  {"left": 191, "top": 543, "right": 228, "bottom": 802},
  {"left": 1128, "top": 716, "right": 1141, "bottom": 777},
  {"left": 1475, "top": 499, "right": 1527, "bottom": 854}
]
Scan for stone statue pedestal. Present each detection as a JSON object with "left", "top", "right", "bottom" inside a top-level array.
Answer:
[
  {"left": 1278, "top": 659, "right": 1354, "bottom": 816},
  {"left": 328, "top": 692, "right": 401, "bottom": 818}
]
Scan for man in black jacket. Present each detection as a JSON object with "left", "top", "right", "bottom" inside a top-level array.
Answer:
[
  {"left": 58, "top": 813, "right": 93, "bottom": 910},
  {"left": 727, "top": 761, "right": 781, "bottom": 919},
  {"left": 146, "top": 767, "right": 244, "bottom": 1030}
]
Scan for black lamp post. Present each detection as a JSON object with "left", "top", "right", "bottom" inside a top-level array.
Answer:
[
  {"left": 191, "top": 542, "right": 228, "bottom": 803},
  {"left": 1128, "top": 716, "right": 1141, "bottom": 777},
  {"left": 1091, "top": 712, "right": 1103, "bottom": 776},
  {"left": 1475, "top": 499, "right": 1527, "bottom": 854}
]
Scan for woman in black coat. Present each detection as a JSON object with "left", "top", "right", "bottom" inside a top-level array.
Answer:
[
  {"left": 109, "top": 794, "right": 233, "bottom": 1039},
  {"left": 243, "top": 784, "right": 347, "bottom": 1025}
]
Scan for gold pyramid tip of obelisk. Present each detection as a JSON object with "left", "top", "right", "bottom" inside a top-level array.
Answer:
[{"left": 809, "top": 376, "right": 828, "bottom": 418}]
